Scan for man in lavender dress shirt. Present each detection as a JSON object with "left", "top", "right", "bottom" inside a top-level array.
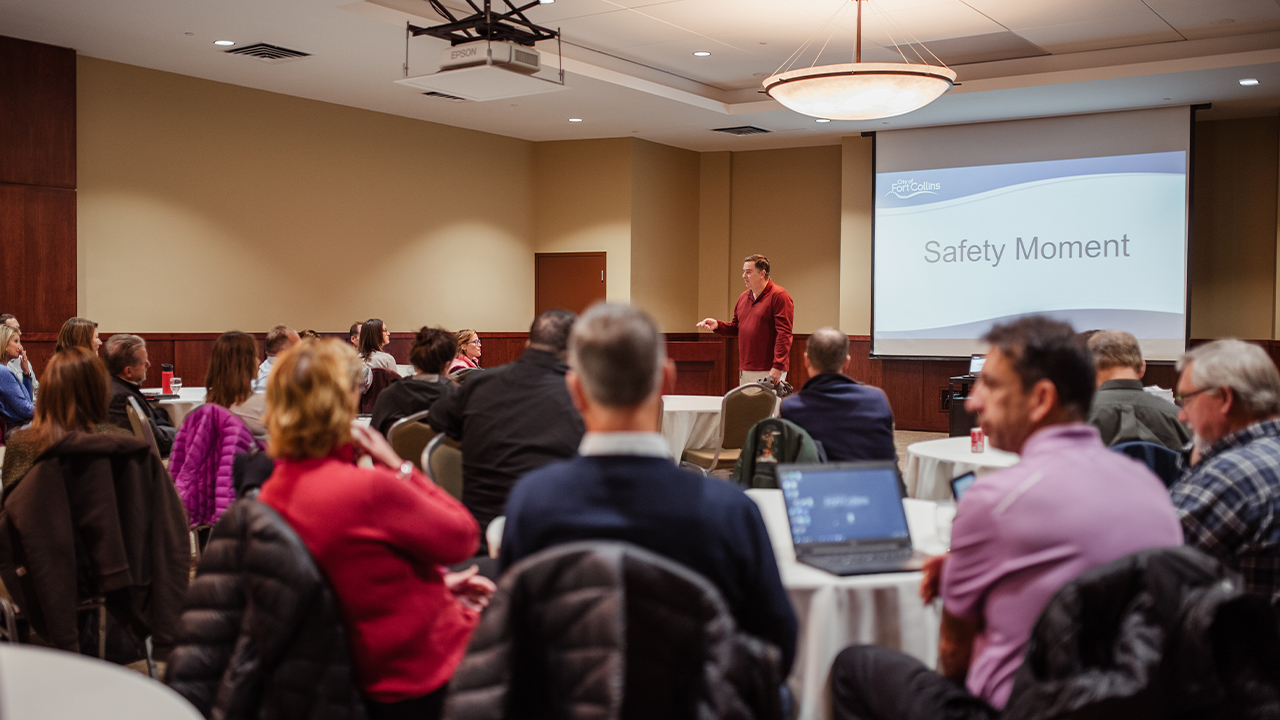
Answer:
[{"left": 830, "top": 317, "right": 1183, "bottom": 720}]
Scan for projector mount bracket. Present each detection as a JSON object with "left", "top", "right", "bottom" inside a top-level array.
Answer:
[{"left": 409, "top": 0, "right": 557, "bottom": 46}]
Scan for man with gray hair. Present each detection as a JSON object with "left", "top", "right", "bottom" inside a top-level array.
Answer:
[
  {"left": 1086, "top": 330, "right": 1189, "bottom": 450},
  {"left": 781, "top": 326, "right": 896, "bottom": 461},
  {"left": 500, "top": 303, "right": 798, "bottom": 677},
  {"left": 105, "top": 333, "right": 178, "bottom": 457},
  {"left": 1172, "top": 338, "right": 1280, "bottom": 598}
]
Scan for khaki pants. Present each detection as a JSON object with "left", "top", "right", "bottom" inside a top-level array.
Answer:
[{"left": 740, "top": 370, "right": 786, "bottom": 387}]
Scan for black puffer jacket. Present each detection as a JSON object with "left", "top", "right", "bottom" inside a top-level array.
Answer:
[
  {"left": 445, "top": 541, "right": 783, "bottom": 720},
  {"left": 165, "top": 499, "right": 368, "bottom": 720},
  {"left": 1004, "top": 546, "right": 1280, "bottom": 720}
]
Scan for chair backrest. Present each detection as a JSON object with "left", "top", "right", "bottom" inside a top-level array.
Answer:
[
  {"left": 448, "top": 367, "right": 477, "bottom": 384},
  {"left": 125, "top": 396, "right": 162, "bottom": 459},
  {"left": 423, "top": 433, "right": 463, "bottom": 500},
  {"left": 718, "top": 383, "right": 778, "bottom": 452},
  {"left": 1111, "top": 441, "right": 1182, "bottom": 488},
  {"left": 359, "top": 368, "right": 400, "bottom": 414},
  {"left": 387, "top": 410, "right": 436, "bottom": 472},
  {"left": 445, "top": 541, "right": 782, "bottom": 720}
]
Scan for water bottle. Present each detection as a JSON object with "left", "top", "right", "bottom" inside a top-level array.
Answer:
[{"left": 162, "top": 364, "right": 174, "bottom": 394}]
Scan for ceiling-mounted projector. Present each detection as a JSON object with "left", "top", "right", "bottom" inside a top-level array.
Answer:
[
  {"left": 396, "top": 0, "right": 566, "bottom": 102},
  {"left": 440, "top": 40, "right": 540, "bottom": 74}
]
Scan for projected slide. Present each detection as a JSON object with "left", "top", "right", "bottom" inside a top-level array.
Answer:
[{"left": 873, "top": 151, "right": 1187, "bottom": 359}]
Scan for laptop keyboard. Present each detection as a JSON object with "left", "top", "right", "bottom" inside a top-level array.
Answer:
[{"left": 802, "top": 548, "right": 914, "bottom": 574}]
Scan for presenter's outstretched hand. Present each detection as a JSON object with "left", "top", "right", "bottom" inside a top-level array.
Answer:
[{"left": 697, "top": 318, "right": 719, "bottom": 331}]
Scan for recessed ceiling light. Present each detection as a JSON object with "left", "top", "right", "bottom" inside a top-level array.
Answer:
[
  {"left": 693, "top": 51, "right": 711, "bottom": 57},
  {"left": 1240, "top": 78, "right": 1260, "bottom": 86},
  {"left": 214, "top": 40, "right": 235, "bottom": 46},
  {"left": 568, "top": 118, "right": 583, "bottom": 122},
  {"left": 816, "top": 118, "right": 831, "bottom": 123}
]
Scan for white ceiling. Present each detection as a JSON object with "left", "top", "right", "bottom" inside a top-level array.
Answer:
[{"left": 3, "top": 0, "right": 1280, "bottom": 150}]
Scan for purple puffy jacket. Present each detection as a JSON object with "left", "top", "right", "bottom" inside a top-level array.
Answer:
[{"left": 169, "top": 404, "right": 263, "bottom": 527}]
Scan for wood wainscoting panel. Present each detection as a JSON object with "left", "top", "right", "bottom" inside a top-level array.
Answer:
[
  {"left": 0, "top": 185, "right": 76, "bottom": 334},
  {"left": 0, "top": 36, "right": 76, "bottom": 189}
]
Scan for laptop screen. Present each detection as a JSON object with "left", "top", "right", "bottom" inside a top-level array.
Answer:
[
  {"left": 779, "top": 464, "right": 910, "bottom": 546},
  {"left": 969, "top": 355, "right": 986, "bottom": 375},
  {"left": 951, "top": 471, "right": 977, "bottom": 501}
]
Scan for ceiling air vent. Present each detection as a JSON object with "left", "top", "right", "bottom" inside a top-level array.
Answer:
[
  {"left": 224, "top": 43, "right": 311, "bottom": 63},
  {"left": 712, "top": 125, "right": 771, "bottom": 136},
  {"left": 423, "top": 91, "right": 468, "bottom": 102}
]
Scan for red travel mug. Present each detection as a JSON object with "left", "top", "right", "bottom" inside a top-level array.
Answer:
[{"left": 162, "top": 364, "right": 174, "bottom": 394}]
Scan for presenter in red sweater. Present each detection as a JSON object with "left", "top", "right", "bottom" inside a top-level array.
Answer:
[
  {"left": 258, "top": 339, "right": 494, "bottom": 720},
  {"left": 698, "top": 253, "right": 795, "bottom": 386}
]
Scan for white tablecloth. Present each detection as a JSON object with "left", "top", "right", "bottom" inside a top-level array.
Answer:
[
  {"left": 903, "top": 436, "right": 1019, "bottom": 500},
  {"left": 154, "top": 387, "right": 208, "bottom": 428},
  {"left": 0, "top": 644, "right": 201, "bottom": 719},
  {"left": 660, "top": 394, "right": 722, "bottom": 459},
  {"left": 747, "top": 489, "right": 943, "bottom": 720}
]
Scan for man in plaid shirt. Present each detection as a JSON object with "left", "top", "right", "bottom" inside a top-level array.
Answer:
[{"left": 1171, "top": 339, "right": 1280, "bottom": 600}]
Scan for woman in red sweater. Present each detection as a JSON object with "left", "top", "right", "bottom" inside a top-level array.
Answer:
[{"left": 257, "top": 339, "right": 493, "bottom": 720}]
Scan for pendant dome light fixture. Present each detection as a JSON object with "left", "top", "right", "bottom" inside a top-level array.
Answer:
[{"left": 764, "top": 0, "right": 956, "bottom": 121}]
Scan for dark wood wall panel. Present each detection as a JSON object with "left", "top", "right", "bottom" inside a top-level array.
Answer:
[
  {"left": 667, "top": 341, "right": 726, "bottom": 395},
  {"left": 0, "top": 185, "right": 76, "bottom": 333},
  {"left": 0, "top": 36, "right": 76, "bottom": 189}
]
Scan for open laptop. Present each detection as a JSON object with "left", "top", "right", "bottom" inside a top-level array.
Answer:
[
  {"left": 777, "top": 461, "right": 926, "bottom": 576},
  {"left": 950, "top": 471, "right": 977, "bottom": 501},
  {"left": 968, "top": 354, "right": 986, "bottom": 376}
]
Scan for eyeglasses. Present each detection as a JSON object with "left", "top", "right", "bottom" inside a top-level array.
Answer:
[
  {"left": 467, "top": 339, "right": 482, "bottom": 345},
  {"left": 1175, "top": 386, "right": 1219, "bottom": 407}
]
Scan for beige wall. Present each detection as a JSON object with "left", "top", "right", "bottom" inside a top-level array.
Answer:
[
  {"left": 728, "top": 146, "right": 843, "bottom": 334},
  {"left": 840, "top": 136, "right": 874, "bottom": 336},
  {"left": 531, "top": 138, "right": 632, "bottom": 306},
  {"left": 1189, "top": 116, "right": 1279, "bottom": 340},
  {"left": 630, "top": 139, "right": 700, "bottom": 331},
  {"left": 697, "top": 152, "right": 733, "bottom": 323},
  {"left": 78, "top": 57, "right": 536, "bottom": 333}
]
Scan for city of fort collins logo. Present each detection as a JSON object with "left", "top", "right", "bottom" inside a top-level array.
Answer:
[{"left": 886, "top": 178, "right": 941, "bottom": 199}]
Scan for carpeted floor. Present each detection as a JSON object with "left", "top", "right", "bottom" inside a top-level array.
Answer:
[{"left": 894, "top": 429, "right": 947, "bottom": 471}]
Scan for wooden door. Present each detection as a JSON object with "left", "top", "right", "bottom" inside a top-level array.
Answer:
[{"left": 535, "top": 252, "right": 607, "bottom": 315}]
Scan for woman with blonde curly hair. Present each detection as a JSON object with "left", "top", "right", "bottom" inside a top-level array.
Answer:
[{"left": 257, "top": 339, "right": 492, "bottom": 720}]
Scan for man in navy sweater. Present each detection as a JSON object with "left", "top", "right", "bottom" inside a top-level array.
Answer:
[
  {"left": 500, "top": 303, "right": 798, "bottom": 676},
  {"left": 781, "top": 326, "right": 896, "bottom": 462}
]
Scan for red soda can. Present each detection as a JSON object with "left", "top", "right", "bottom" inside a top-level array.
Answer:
[{"left": 970, "top": 427, "right": 984, "bottom": 453}]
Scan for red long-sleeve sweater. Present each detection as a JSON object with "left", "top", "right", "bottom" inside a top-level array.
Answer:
[
  {"left": 259, "top": 445, "right": 480, "bottom": 702},
  {"left": 714, "top": 280, "right": 795, "bottom": 372}
]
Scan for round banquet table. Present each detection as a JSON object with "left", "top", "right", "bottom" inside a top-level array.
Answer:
[
  {"left": 903, "top": 436, "right": 1019, "bottom": 500},
  {"left": 155, "top": 387, "right": 208, "bottom": 428},
  {"left": 747, "top": 489, "right": 945, "bottom": 720},
  {"left": 0, "top": 644, "right": 202, "bottom": 719},
  {"left": 660, "top": 394, "right": 723, "bottom": 460}
]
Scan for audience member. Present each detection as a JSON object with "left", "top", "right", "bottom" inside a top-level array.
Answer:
[
  {"left": 104, "top": 334, "right": 178, "bottom": 457},
  {"left": 830, "top": 316, "right": 1182, "bottom": 719},
  {"left": 207, "top": 331, "right": 268, "bottom": 441},
  {"left": 500, "top": 303, "right": 798, "bottom": 676},
  {"left": 0, "top": 314, "right": 36, "bottom": 398},
  {"left": 780, "top": 326, "right": 895, "bottom": 461},
  {"left": 447, "top": 329, "right": 482, "bottom": 374},
  {"left": 299, "top": 329, "right": 322, "bottom": 340},
  {"left": 253, "top": 324, "right": 300, "bottom": 391},
  {"left": 0, "top": 323, "right": 34, "bottom": 433},
  {"left": 359, "top": 318, "right": 398, "bottom": 373},
  {"left": 349, "top": 321, "right": 363, "bottom": 347},
  {"left": 429, "top": 309, "right": 584, "bottom": 537},
  {"left": 54, "top": 317, "right": 102, "bottom": 354},
  {"left": 1170, "top": 339, "right": 1280, "bottom": 599},
  {"left": 257, "top": 340, "right": 492, "bottom": 720},
  {"left": 1086, "top": 330, "right": 1189, "bottom": 450},
  {"left": 2, "top": 348, "right": 131, "bottom": 488},
  {"left": 371, "top": 327, "right": 456, "bottom": 437}
]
